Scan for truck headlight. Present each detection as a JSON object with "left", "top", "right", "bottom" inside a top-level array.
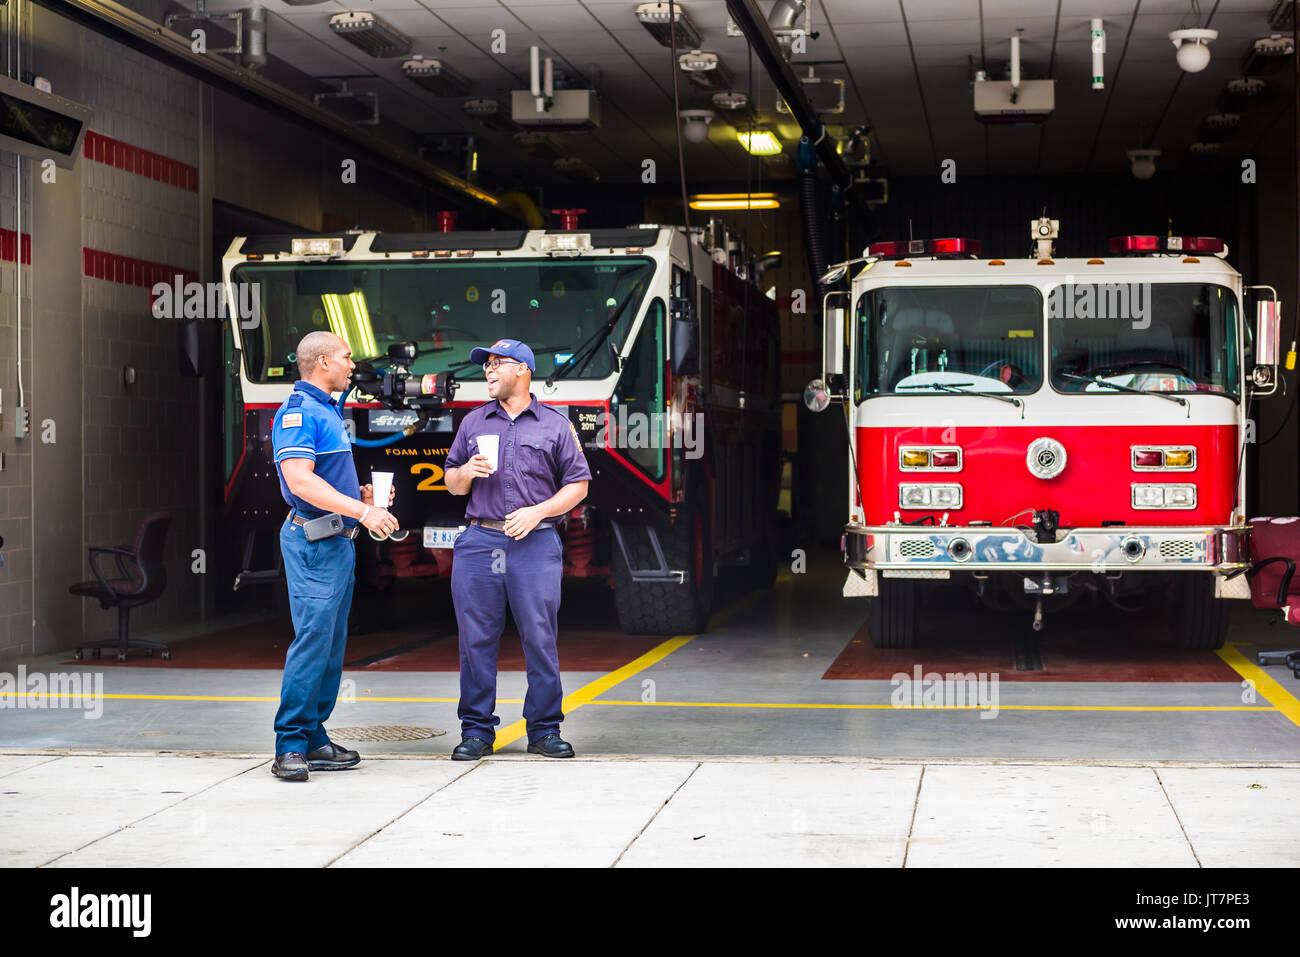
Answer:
[
  {"left": 1131, "top": 483, "right": 1196, "bottom": 508},
  {"left": 899, "top": 484, "right": 962, "bottom": 509}
]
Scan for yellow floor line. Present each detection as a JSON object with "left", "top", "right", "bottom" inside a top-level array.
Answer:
[
  {"left": 10, "top": 694, "right": 510, "bottom": 704},
  {"left": 588, "top": 700, "right": 1278, "bottom": 713},
  {"left": 491, "top": 635, "right": 696, "bottom": 750},
  {"left": 1215, "top": 642, "right": 1300, "bottom": 730}
]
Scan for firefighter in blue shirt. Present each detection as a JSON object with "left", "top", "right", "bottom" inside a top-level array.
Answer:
[
  {"left": 443, "top": 338, "right": 591, "bottom": 760},
  {"left": 270, "top": 331, "right": 399, "bottom": 781}
]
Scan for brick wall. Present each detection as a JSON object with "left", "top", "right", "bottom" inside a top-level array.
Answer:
[{"left": 0, "top": 151, "right": 33, "bottom": 658}]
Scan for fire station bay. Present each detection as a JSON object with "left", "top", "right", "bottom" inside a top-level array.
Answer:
[{"left": 0, "top": 0, "right": 1299, "bottom": 882}]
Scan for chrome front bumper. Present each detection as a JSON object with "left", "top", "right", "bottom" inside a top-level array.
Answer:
[{"left": 844, "top": 523, "right": 1249, "bottom": 573}]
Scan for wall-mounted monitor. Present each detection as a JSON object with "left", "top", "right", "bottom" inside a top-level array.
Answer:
[{"left": 0, "top": 74, "right": 92, "bottom": 169}]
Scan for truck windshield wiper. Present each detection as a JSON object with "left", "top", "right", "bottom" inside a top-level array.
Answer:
[
  {"left": 896, "top": 381, "right": 1022, "bottom": 408},
  {"left": 1058, "top": 371, "right": 1187, "bottom": 407},
  {"left": 546, "top": 291, "right": 638, "bottom": 387}
]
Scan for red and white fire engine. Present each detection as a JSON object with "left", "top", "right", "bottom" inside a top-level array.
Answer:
[
  {"left": 808, "top": 217, "right": 1285, "bottom": 649},
  {"left": 218, "top": 213, "right": 782, "bottom": 636}
]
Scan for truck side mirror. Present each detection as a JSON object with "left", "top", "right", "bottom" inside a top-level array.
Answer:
[
  {"left": 179, "top": 318, "right": 202, "bottom": 377},
  {"left": 1253, "top": 298, "right": 1280, "bottom": 390},
  {"left": 823, "top": 306, "right": 845, "bottom": 379},
  {"left": 803, "top": 378, "right": 831, "bottom": 412}
]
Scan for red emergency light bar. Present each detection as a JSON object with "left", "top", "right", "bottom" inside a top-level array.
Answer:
[
  {"left": 869, "top": 238, "right": 980, "bottom": 258},
  {"left": 1165, "top": 236, "right": 1224, "bottom": 253},
  {"left": 1108, "top": 235, "right": 1161, "bottom": 253},
  {"left": 929, "top": 237, "right": 981, "bottom": 256},
  {"left": 1108, "top": 235, "right": 1224, "bottom": 255}
]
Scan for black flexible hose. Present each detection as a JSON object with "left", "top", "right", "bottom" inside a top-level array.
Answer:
[{"left": 798, "top": 144, "right": 827, "bottom": 297}]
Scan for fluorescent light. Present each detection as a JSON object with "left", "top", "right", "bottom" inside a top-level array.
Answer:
[
  {"left": 688, "top": 193, "right": 780, "bottom": 210},
  {"left": 738, "top": 130, "right": 782, "bottom": 155},
  {"left": 328, "top": 12, "right": 412, "bottom": 58}
]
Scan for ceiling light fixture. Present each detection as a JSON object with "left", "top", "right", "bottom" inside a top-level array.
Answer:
[
  {"left": 463, "top": 97, "right": 518, "bottom": 132},
  {"left": 402, "top": 57, "right": 472, "bottom": 96},
  {"left": 328, "top": 11, "right": 412, "bottom": 58},
  {"left": 738, "top": 130, "right": 782, "bottom": 155},
  {"left": 1127, "top": 148, "right": 1159, "bottom": 180},
  {"left": 1242, "top": 34, "right": 1295, "bottom": 75},
  {"left": 679, "top": 50, "right": 733, "bottom": 91},
  {"left": 1168, "top": 27, "right": 1217, "bottom": 73},
  {"left": 635, "top": 1, "right": 702, "bottom": 49},
  {"left": 679, "top": 109, "right": 715, "bottom": 144},
  {"left": 688, "top": 193, "right": 780, "bottom": 210}
]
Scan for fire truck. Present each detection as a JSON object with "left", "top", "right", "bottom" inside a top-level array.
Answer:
[
  {"left": 807, "top": 218, "right": 1284, "bottom": 650},
  {"left": 218, "top": 215, "right": 782, "bottom": 635}
]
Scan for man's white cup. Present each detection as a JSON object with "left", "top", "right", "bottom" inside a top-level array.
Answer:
[
  {"left": 369, "top": 471, "right": 406, "bottom": 541},
  {"left": 477, "top": 434, "right": 499, "bottom": 471}
]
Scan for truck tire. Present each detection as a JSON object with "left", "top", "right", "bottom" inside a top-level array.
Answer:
[
  {"left": 1172, "top": 573, "right": 1228, "bottom": 650},
  {"left": 867, "top": 578, "right": 918, "bottom": 648},
  {"left": 612, "top": 506, "right": 714, "bottom": 636}
]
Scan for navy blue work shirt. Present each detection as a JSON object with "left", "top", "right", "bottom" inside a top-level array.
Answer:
[
  {"left": 445, "top": 394, "right": 592, "bottom": 520},
  {"left": 272, "top": 380, "right": 362, "bottom": 527}
]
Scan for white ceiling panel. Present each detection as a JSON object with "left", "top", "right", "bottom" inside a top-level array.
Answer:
[{"left": 111, "top": 0, "right": 1283, "bottom": 183}]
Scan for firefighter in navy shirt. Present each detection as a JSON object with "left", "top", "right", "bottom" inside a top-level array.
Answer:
[
  {"left": 443, "top": 338, "right": 591, "bottom": 760},
  {"left": 270, "top": 331, "right": 399, "bottom": 781}
]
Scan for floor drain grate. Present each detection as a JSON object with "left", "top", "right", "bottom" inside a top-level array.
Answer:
[{"left": 329, "top": 726, "right": 446, "bottom": 742}]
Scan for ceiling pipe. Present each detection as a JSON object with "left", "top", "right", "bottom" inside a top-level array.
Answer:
[
  {"left": 32, "top": 0, "right": 516, "bottom": 222},
  {"left": 723, "top": 0, "right": 852, "bottom": 191}
]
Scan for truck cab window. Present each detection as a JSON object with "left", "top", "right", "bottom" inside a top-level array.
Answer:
[
  {"left": 856, "top": 285, "right": 1043, "bottom": 399},
  {"left": 1049, "top": 283, "right": 1239, "bottom": 398}
]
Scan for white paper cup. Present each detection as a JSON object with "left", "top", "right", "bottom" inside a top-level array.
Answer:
[
  {"left": 369, "top": 471, "right": 395, "bottom": 540},
  {"left": 371, "top": 471, "right": 394, "bottom": 507},
  {"left": 477, "top": 434, "right": 500, "bottom": 471}
]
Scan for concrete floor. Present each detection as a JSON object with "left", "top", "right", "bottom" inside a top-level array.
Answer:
[{"left": 2, "top": 552, "right": 1298, "bottom": 866}]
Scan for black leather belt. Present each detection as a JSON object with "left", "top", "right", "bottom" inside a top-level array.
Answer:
[
  {"left": 289, "top": 511, "right": 359, "bottom": 539},
  {"left": 469, "top": 517, "right": 553, "bottom": 532}
]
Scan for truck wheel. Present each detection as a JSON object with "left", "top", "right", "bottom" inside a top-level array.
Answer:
[
  {"left": 612, "top": 506, "right": 714, "bottom": 635},
  {"left": 1173, "top": 573, "right": 1228, "bottom": 650},
  {"left": 868, "top": 578, "right": 918, "bottom": 648}
]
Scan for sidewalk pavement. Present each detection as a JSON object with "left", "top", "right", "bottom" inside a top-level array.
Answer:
[{"left": 2, "top": 751, "right": 1296, "bottom": 867}]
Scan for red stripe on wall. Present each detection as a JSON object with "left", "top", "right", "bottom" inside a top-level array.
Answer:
[
  {"left": 0, "top": 228, "right": 31, "bottom": 264},
  {"left": 82, "top": 130, "right": 199, "bottom": 193},
  {"left": 81, "top": 246, "right": 198, "bottom": 290}
]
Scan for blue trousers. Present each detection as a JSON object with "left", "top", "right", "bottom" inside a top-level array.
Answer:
[
  {"left": 451, "top": 523, "right": 564, "bottom": 744},
  {"left": 275, "top": 519, "right": 355, "bottom": 756}
]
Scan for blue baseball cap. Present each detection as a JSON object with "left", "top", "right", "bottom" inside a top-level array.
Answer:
[{"left": 469, "top": 337, "right": 535, "bottom": 372}]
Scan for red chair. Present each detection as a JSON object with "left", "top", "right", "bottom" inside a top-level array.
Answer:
[
  {"left": 69, "top": 512, "right": 172, "bottom": 662},
  {"left": 1244, "top": 517, "right": 1300, "bottom": 677}
]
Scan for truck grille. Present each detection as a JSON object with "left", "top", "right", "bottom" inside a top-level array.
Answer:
[
  {"left": 1158, "top": 539, "right": 1198, "bottom": 559},
  {"left": 898, "top": 538, "right": 938, "bottom": 559}
]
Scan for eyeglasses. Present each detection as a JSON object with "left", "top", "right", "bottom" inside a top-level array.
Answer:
[{"left": 483, "top": 358, "right": 520, "bottom": 372}]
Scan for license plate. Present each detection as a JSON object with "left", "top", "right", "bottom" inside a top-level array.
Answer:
[{"left": 423, "top": 526, "right": 464, "bottom": 549}]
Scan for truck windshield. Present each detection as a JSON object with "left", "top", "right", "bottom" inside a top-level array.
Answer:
[
  {"left": 855, "top": 285, "right": 1044, "bottom": 400},
  {"left": 1049, "top": 283, "right": 1239, "bottom": 397},
  {"left": 232, "top": 257, "right": 655, "bottom": 383}
]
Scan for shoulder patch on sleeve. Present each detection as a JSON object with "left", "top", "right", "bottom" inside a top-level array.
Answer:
[
  {"left": 568, "top": 421, "right": 583, "bottom": 450},
  {"left": 282, "top": 412, "right": 303, "bottom": 429}
]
